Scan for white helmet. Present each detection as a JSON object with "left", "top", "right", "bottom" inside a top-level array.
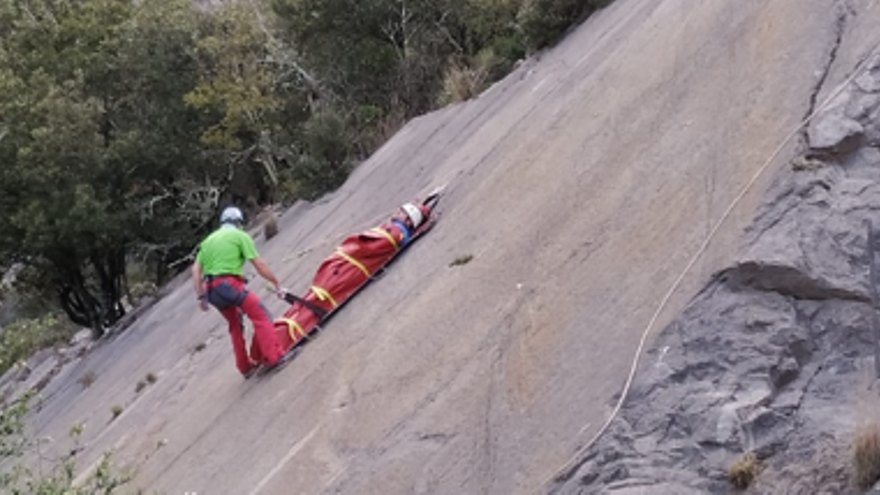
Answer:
[
  {"left": 220, "top": 206, "right": 244, "bottom": 225},
  {"left": 400, "top": 203, "right": 424, "bottom": 228}
]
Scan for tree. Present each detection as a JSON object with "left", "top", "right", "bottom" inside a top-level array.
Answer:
[
  {"left": 272, "top": 0, "right": 459, "bottom": 117},
  {"left": 0, "top": 0, "right": 218, "bottom": 334},
  {"left": 185, "top": 1, "right": 311, "bottom": 205},
  {"left": 9, "top": 80, "right": 128, "bottom": 331}
]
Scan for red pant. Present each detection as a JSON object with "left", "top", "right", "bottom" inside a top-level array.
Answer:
[{"left": 206, "top": 276, "right": 285, "bottom": 373}]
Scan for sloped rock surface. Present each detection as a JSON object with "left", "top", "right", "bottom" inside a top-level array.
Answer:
[
  {"left": 0, "top": 329, "right": 94, "bottom": 405},
  {"left": 17, "top": 1, "right": 880, "bottom": 494}
]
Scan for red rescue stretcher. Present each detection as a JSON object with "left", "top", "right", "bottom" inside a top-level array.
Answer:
[{"left": 250, "top": 192, "right": 441, "bottom": 365}]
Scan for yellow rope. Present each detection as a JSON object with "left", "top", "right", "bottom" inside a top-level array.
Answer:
[
  {"left": 310, "top": 286, "right": 338, "bottom": 308},
  {"left": 370, "top": 227, "right": 399, "bottom": 249},
  {"left": 279, "top": 318, "right": 306, "bottom": 340},
  {"left": 334, "top": 249, "right": 371, "bottom": 277}
]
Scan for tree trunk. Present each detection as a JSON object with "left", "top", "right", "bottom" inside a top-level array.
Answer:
[
  {"left": 54, "top": 246, "right": 129, "bottom": 338},
  {"left": 58, "top": 265, "right": 102, "bottom": 334}
]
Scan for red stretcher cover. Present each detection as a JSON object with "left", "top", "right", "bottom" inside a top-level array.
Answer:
[{"left": 254, "top": 196, "right": 437, "bottom": 362}]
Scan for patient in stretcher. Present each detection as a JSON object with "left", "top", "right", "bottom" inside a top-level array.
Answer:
[{"left": 249, "top": 197, "right": 437, "bottom": 364}]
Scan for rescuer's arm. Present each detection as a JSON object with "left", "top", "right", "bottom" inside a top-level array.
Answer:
[
  {"left": 251, "top": 257, "right": 281, "bottom": 294},
  {"left": 191, "top": 262, "right": 209, "bottom": 311}
]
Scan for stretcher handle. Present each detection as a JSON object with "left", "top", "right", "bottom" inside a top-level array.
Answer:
[
  {"left": 280, "top": 290, "right": 328, "bottom": 321},
  {"left": 422, "top": 192, "right": 441, "bottom": 211}
]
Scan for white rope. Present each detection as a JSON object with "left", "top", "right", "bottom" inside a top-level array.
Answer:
[{"left": 543, "top": 40, "right": 880, "bottom": 488}]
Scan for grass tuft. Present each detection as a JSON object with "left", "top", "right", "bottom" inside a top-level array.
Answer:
[
  {"left": 439, "top": 61, "right": 489, "bottom": 105},
  {"left": 729, "top": 452, "right": 761, "bottom": 490},
  {"left": 791, "top": 156, "right": 824, "bottom": 172},
  {"left": 110, "top": 405, "right": 123, "bottom": 421},
  {"left": 854, "top": 424, "right": 880, "bottom": 488},
  {"left": 78, "top": 371, "right": 96, "bottom": 390},
  {"left": 449, "top": 254, "right": 474, "bottom": 267}
]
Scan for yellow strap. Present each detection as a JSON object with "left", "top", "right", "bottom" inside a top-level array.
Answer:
[
  {"left": 370, "top": 227, "right": 398, "bottom": 250},
  {"left": 279, "top": 318, "right": 306, "bottom": 340},
  {"left": 335, "top": 248, "right": 371, "bottom": 277},
  {"left": 311, "top": 285, "right": 338, "bottom": 307}
]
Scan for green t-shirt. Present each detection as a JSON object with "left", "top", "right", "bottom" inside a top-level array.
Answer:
[{"left": 196, "top": 225, "right": 259, "bottom": 276}]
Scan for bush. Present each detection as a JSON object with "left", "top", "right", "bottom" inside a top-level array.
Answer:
[
  {"left": 854, "top": 425, "right": 880, "bottom": 488},
  {"left": 439, "top": 60, "right": 490, "bottom": 105},
  {"left": 729, "top": 452, "right": 761, "bottom": 489},
  {"left": 0, "top": 395, "right": 133, "bottom": 492},
  {"left": 126, "top": 262, "right": 158, "bottom": 306},
  {"left": 518, "top": 0, "right": 612, "bottom": 51},
  {"left": 287, "top": 112, "right": 353, "bottom": 200},
  {"left": 0, "top": 394, "right": 29, "bottom": 458},
  {"left": 110, "top": 405, "right": 124, "bottom": 421},
  {"left": 0, "top": 314, "right": 73, "bottom": 376},
  {"left": 263, "top": 212, "right": 279, "bottom": 241},
  {"left": 488, "top": 33, "right": 527, "bottom": 68}
]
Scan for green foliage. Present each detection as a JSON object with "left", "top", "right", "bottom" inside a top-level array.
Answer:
[
  {"left": 0, "top": 394, "right": 29, "bottom": 459},
  {"left": 0, "top": 0, "right": 218, "bottom": 331},
  {"left": 272, "top": 0, "right": 404, "bottom": 109},
  {"left": 0, "top": 315, "right": 72, "bottom": 377},
  {"left": 187, "top": 4, "right": 283, "bottom": 151},
  {"left": 518, "top": 0, "right": 612, "bottom": 51},
  {"left": 185, "top": 2, "right": 313, "bottom": 206},
  {"left": 286, "top": 111, "right": 354, "bottom": 200},
  {"left": 0, "top": 397, "right": 133, "bottom": 493},
  {"left": 6, "top": 1, "right": 235, "bottom": 326},
  {"left": 270, "top": 0, "right": 613, "bottom": 152}
]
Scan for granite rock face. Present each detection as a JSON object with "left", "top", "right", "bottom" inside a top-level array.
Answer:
[
  {"left": 551, "top": 36, "right": 880, "bottom": 495},
  {"left": 553, "top": 277, "right": 876, "bottom": 494},
  {"left": 809, "top": 55, "right": 880, "bottom": 154}
]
